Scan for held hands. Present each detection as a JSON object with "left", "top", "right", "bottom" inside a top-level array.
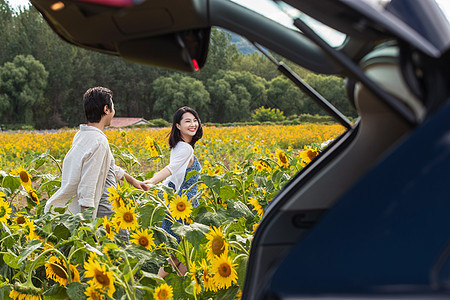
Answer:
[
  {"left": 137, "top": 180, "right": 151, "bottom": 191},
  {"left": 143, "top": 179, "right": 154, "bottom": 186},
  {"left": 130, "top": 178, "right": 151, "bottom": 191}
]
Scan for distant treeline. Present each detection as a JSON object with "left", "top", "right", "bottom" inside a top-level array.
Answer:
[{"left": 0, "top": 0, "right": 356, "bottom": 129}]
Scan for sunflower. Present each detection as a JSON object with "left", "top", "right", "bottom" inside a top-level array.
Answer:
[
  {"left": 102, "top": 216, "right": 115, "bottom": 240},
  {"left": 84, "top": 258, "right": 116, "bottom": 298},
  {"left": 0, "top": 199, "right": 12, "bottom": 224},
  {"left": 247, "top": 197, "right": 264, "bottom": 218},
  {"left": 260, "top": 161, "right": 272, "bottom": 173},
  {"left": 130, "top": 228, "right": 156, "bottom": 251},
  {"left": 45, "top": 256, "right": 80, "bottom": 286},
  {"left": 299, "top": 146, "right": 319, "bottom": 166},
  {"left": 251, "top": 223, "right": 259, "bottom": 234},
  {"left": 9, "top": 282, "right": 42, "bottom": 300},
  {"left": 28, "top": 188, "right": 40, "bottom": 205},
  {"left": 213, "top": 167, "right": 223, "bottom": 175},
  {"left": 85, "top": 284, "right": 105, "bottom": 300},
  {"left": 146, "top": 136, "right": 160, "bottom": 158},
  {"left": 0, "top": 190, "right": 5, "bottom": 201},
  {"left": 233, "top": 163, "right": 241, "bottom": 173},
  {"left": 251, "top": 146, "right": 260, "bottom": 154},
  {"left": 275, "top": 149, "right": 289, "bottom": 168},
  {"left": 200, "top": 259, "right": 217, "bottom": 292},
  {"left": 189, "top": 262, "right": 202, "bottom": 295},
  {"left": 169, "top": 194, "right": 192, "bottom": 221},
  {"left": 253, "top": 161, "right": 264, "bottom": 172},
  {"left": 11, "top": 166, "right": 32, "bottom": 192},
  {"left": 211, "top": 253, "right": 238, "bottom": 290},
  {"left": 205, "top": 226, "right": 228, "bottom": 261},
  {"left": 24, "top": 219, "right": 39, "bottom": 241},
  {"left": 153, "top": 283, "right": 173, "bottom": 300},
  {"left": 113, "top": 204, "right": 138, "bottom": 231},
  {"left": 162, "top": 192, "right": 170, "bottom": 206},
  {"left": 106, "top": 186, "right": 124, "bottom": 211},
  {"left": 14, "top": 214, "right": 27, "bottom": 227}
]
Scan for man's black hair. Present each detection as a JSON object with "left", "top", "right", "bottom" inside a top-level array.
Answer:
[{"left": 83, "top": 87, "right": 113, "bottom": 123}]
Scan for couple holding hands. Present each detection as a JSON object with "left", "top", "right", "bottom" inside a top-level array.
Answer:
[{"left": 44, "top": 87, "right": 203, "bottom": 251}]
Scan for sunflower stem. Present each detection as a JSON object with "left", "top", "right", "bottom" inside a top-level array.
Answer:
[
  {"left": 209, "top": 187, "right": 219, "bottom": 212},
  {"left": 26, "top": 248, "right": 54, "bottom": 285},
  {"left": 228, "top": 241, "right": 249, "bottom": 256},
  {"left": 233, "top": 253, "right": 249, "bottom": 263},
  {"left": 47, "top": 154, "right": 62, "bottom": 174},
  {"left": 123, "top": 251, "right": 137, "bottom": 300}
]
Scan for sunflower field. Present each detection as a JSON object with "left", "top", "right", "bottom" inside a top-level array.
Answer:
[{"left": 0, "top": 124, "right": 344, "bottom": 300}]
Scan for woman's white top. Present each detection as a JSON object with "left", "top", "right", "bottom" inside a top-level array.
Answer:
[{"left": 164, "top": 141, "right": 194, "bottom": 193}]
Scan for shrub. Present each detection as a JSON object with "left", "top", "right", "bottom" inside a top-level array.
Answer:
[
  {"left": 251, "top": 106, "right": 286, "bottom": 122},
  {"left": 149, "top": 118, "right": 170, "bottom": 127},
  {"left": 299, "top": 114, "right": 335, "bottom": 124}
]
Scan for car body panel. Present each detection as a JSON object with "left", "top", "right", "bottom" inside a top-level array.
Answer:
[{"left": 267, "top": 98, "right": 450, "bottom": 298}]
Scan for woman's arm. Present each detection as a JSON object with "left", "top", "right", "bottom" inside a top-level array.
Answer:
[
  {"left": 144, "top": 167, "right": 172, "bottom": 185},
  {"left": 123, "top": 173, "right": 150, "bottom": 191}
]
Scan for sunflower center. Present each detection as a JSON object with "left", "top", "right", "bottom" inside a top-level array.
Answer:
[
  {"left": 20, "top": 171, "right": 30, "bottom": 183},
  {"left": 307, "top": 150, "right": 317, "bottom": 160},
  {"left": 280, "top": 154, "right": 287, "bottom": 164},
  {"left": 202, "top": 269, "right": 209, "bottom": 281},
  {"left": 0, "top": 207, "right": 5, "bottom": 218},
  {"left": 90, "top": 291, "right": 101, "bottom": 300},
  {"left": 177, "top": 202, "right": 186, "bottom": 212},
  {"left": 95, "top": 270, "right": 110, "bottom": 286},
  {"left": 30, "top": 191, "right": 39, "bottom": 203},
  {"left": 158, "top": 289, "right": 168, "bottom": 300},
  {"left": 139, "top": 237, "right": 149, "bottom": 247},
  {"left": 211, "top": 238, "right": 224, "bottom": 255},
  {"left": 51, "top": 263, "right": 67, "bottom": 279},
  {"left": 123, "top": 212, "right": 134, "bottom": 223},
  {"left": 16, "top": 216, "right": 26, "bottom": 224},
  {"left": 105, "top": 224, "right": 111, "bottom": 234},
  {"left": 219, "top": 263, "right": 231, "bottom": 277}
]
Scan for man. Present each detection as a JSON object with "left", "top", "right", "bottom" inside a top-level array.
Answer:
[{"left": 44, "top": 87, "right": 148, "bottom": 219}]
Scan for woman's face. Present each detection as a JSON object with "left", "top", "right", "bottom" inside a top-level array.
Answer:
[{"left": 176, "top": 112, "right": 199, "bottom": 141}]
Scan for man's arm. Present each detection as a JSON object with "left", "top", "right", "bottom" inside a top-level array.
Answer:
[{"left": 123, "top": 173, "right": 150, "bottom": 191}]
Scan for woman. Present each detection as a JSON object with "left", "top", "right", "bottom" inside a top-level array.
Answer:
[
  {"left": 145, "top": 106, "right": 203, "bottom": 277},
  {"left": 144, "top": 106, "right": 203, "bottom": 239}
]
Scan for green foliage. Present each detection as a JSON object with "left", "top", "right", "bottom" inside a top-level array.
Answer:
[
  {"left": 152, "top": 74, "right": 211, "bottom": 121},
  {"left": 299, "top": 113, "right": 335, "bottom": 124},
  {"left": 206, "top": 70, "right": 267, "bottom": 123},
  {"left": 0, "top": 54, "right": 48, "bottom": 126},
  {"left": 301, "top": 73, "right": 357, "bottom": 118},
  {"left": 148, "top": 118, "right": 170, "bottom": 127},
  {"left": 267, "top": 75, "right": 303, "bottom": 116},
  {"left": 251, "top": 106, "right": 286, "bottom": 122},
  {"left": 0, "top": 3, "right": 357, "bottom": 129}
]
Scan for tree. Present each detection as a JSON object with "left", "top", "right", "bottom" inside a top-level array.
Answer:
[
  {"left": 232, "top": 52, "right": 279, "bottom": 81},
  {"left": 152, "top": 74, "right": 210, "bottom": 121},
  {"left": 266, "top": 76, "right": 304, "bottom": 116},
  {"left": 301, "top": 73, "right": 356, "bottom": 117},
  {"left": 206, "top": 70, "right": 267, "bottom": 122},
  {"left": 0, "top": 54, "right": 48, "bottom": 126},
  {"left": 194, "top": 28, "right": 239, "bottom": 81},
  {"left": 0, "top": 0, "right": 14, "bottom": 64}
]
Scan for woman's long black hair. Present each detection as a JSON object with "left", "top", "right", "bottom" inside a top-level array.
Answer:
[{"left": 168, "top": 106, "right": 203, "bottom": 149}]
